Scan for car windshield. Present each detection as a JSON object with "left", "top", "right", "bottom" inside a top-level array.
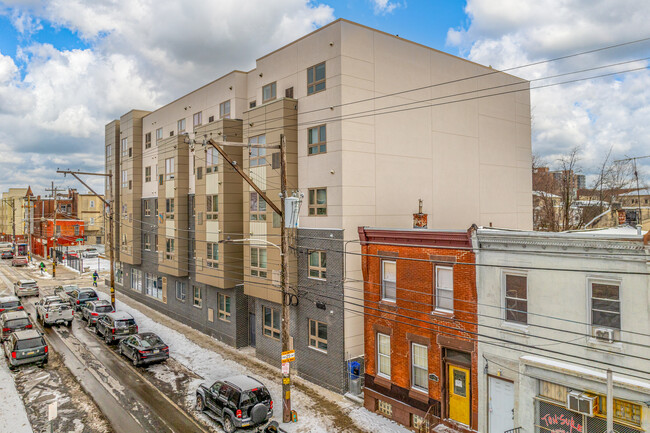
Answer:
[
  {"left": 96, "top": 306, "right": 113, "bottom": 313},
  {"left": 79, "top": 292, "right": 97, "bottom": 300},
  {"left": 139, "top": 335, "right": 163, "bottom": 348},
  {"left": 6, "top": 318, "right": 30, "bottom": 328},
  {"left": 63, "top": 285, "right": 78, "bottom": 290},
  {"left": 21, "top": 282, "right": 37, "bottom": 288},
  {"left": 15, "top": 337, "right": 45, "bottom": 350},
  {"left": 1, "top": 301, "right": 20, "bottom": 308},
  {"left": 115, "top": 319, "right": 135, "bottom": 328},
  {"left": 240, "top": 388, "right": 271, "bottom": 408}
]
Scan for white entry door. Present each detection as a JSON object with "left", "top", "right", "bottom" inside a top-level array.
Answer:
[{"left": 489, "top": 377, "right": 515, "bottom": 433}]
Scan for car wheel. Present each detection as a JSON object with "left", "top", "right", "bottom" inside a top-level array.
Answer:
[
  {"left": 223, "top": 415, "right": 236, "bottom": 433},
  {"left": 195, "top": 395, "right": 205, "bottom": 412},
  {"left": 104, "top": 334, "right": 111, "bottom": 344},
  {"left": 66, "top": 321, "right": 71, "bottom": 327},
  {"left": 132, "top": 354, "right": 139, "bottom": 367}
]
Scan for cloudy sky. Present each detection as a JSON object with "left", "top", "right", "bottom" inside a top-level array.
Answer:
[{"left": 0, "top": 0, "right": 649, "bottom": 195}]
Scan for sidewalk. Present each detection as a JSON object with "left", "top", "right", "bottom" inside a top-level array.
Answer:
[{"left": 0, "top": 357, "right": 33, "bottom": 433}]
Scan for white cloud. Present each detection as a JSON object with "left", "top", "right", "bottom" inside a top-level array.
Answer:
[
  {"left": 447, "top": 0, "right": 650, "bottom": 182},
  {"left": 0, "top": 0, "right": 335, "bottom": 195},
  {"left": 371, "top": 0, "right": 401, "bottom": 15}
]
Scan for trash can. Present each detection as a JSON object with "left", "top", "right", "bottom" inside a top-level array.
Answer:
[{"left": 349, "top": 361, "right": 360, "bottom": 380}]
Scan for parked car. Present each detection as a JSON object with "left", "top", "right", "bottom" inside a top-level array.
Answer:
[
  {"left": 196, "top": 375, "right": 274, "bottom": 433},
  {"left": 64, "top": 251, "right": 79, "bottom": 259},
  {"left": 0, "top": 296, "right": 23, "bottom": 314},
  {"left": 1, "top": 250, "right": 13, "bottom": 259},
  {"left": 3, "top": 329, "right": 48, "bottom": 370},
  {"left": 83, "top": 248, "right": 99, "bottom": 258},
  {"left": 0, "top": 311, "right": 33, "bottom": 341},
  {"left": 68, "top": 288, "right": 99, "bottom": 311},
  {"left": 0, "top": 241, "right": 12, "bottom": 250},
  {"left": 96, "top": 312, "right": 138, "bottom": 344},
  {"left": 118, "top": 332, "right": 169, "bottom": 366},
  {"left": 13, "top": 279, "right": 39, "bottom": 298},
  {"left": 11, "top": 256, "right": 28, "bottom": 267},
  {"left": 81, "top": 300, "right": 114, "bottom": 326},
  {"left": 54, "top": 284, "right": 79, "bottom": 299},
  {"left": 35, "top": 296, "right": 74, "bottom": 327}
]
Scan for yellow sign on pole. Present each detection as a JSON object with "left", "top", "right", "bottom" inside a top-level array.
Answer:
[{"left": 281, "top": 350, "right": 295, "bottom": 363}]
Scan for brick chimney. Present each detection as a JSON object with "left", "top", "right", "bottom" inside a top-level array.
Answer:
[{"left": 413, "top": 199, "right": 428, "bottom": 229}]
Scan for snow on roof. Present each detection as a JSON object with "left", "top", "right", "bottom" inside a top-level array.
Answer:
[
  {"left": 479, "top": 225, "right": 647, "bottom": 239},
  {"left": 620, "top": 188, "right": 650, "bottom": 196},
  {"left": 521, "top": 355, "right": 650, "bottom": 393}
]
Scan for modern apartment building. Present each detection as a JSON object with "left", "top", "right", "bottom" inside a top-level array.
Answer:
[{"left": 105, "top": 19, "right": 532, "bottom": 393}]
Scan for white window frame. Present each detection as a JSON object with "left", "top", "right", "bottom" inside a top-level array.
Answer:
[
  {"left": 122, "top": 170, "right": 128, "bottom": 188},
  {"left": 250, "top": 247, "right": 267, "bottom": 278},
  {"left": 377, "top": 333, "right": 391, "bottom": 379},
  {"left": 308, "top": 319, "right": 328, "bottom": 352},
  {"left": 177, "top": 118, "right": 186, "bottom": 133},
  {"left": 219, "top": 100, "right": 230, "bottom": 119},
  {"left": 503, "top": 271, "right": 528, "bottom": 325},
  {"left": 381, "top": 260, "right": 396, "bottom": 302},
  {"left": 435, "top": 266, "right": 454, "bottom": 312},
  {"left": 121, "top": 138, "right": 128, "bottom": 156},
  {"left": 193, "top": 111, "right": 202, "bottom": 127},
  {"left": 263, "top": 306, "right": 280, "bottom": 339},
  {"left": 156, "top": 127, "right": 163, "bottom": 140},
  {"left": 165, "top": 157, "right": 175, "bottom": 180},
  {"left": 206, "top": 147, "right": 218, "bottom": 173},
  {"left": 207, "top": 242, "right": 219, "bottom": 268},
  {"left": 308, "top": 250, "right": 326, "bottom": 280},
  {"left": 411, "top": 343, "right": 428, "bottom": 391},
  {"left": 193, "top": 286, "right": 202, "bottom": 308},
  {"left": 175, "top": 281, "right": 186, "bottom": 302},
  {"left": 206, "top": 194, "right": 218, "bottom": 220},
  {"left": 218, "top": 293, "right": 230, "bottom": 321},
  {"left": 589, "top": 278, "right": 621, "bottom": 334}
]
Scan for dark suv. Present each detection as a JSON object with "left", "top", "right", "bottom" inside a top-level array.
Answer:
[
  {"left": 69, "top": 288, "right": 99, "bottom": 311},
  {"left": 96, "top": 312, "right": 138, "bottom": 344},
  {"left": 0, "top": 311, "right": 33, "bottom": 341},
  {"left": 196, "top": 375, "right": 273, "bottom": 432},
  {"left": 3, "top": 329, "right": 48, "bottom": 370}
]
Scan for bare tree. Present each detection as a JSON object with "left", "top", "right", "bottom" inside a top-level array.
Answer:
[
  {"left": 532, "top": 154, "right": 560, "bottom": 231},
  {"left": 557, "top": 146, "right": 581, "bottom": 231}
]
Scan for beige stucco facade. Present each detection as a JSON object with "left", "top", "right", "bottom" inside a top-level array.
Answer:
[
  {"left": 106, "top": 19, "right": 532, "bottom": 363},
  {"left": 0, "top": 188, "right": 28, "bottom": 237},
  {"left": 77, "top": 193, "right": 105, "bottom": 245}
]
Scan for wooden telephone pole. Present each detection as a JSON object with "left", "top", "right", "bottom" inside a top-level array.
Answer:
[
  {"left": 57, "top": 170, "right": 115, "bottom": 309},
  {"left": 206, "top": 136, "right": 294, "bottom": 423},
  {"left": 45, "top": 183, "right": 60, "bottom": 277}
]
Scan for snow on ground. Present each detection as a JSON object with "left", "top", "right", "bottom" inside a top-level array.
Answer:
[
  {"left": 0, "top": 357, "right": 34, "bottom": 433},
  {"left": 94, "top": 291, "right": 408, "bottom": 433}
]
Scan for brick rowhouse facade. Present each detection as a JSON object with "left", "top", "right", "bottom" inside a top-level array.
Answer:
[{"left": 358, "top": 227, "right": 478, "bottom": 432}]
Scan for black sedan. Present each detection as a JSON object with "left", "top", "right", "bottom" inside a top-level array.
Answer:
[
  {"left": 1, "top": 250, "right": 13, "bottom": 259},
  {"left": 118, "top": 332, "right": 169, "bottom": 366}
]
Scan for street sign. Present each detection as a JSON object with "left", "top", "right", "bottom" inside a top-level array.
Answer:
[
  {"left": 282, "top": 362, "right": 290, "bottom": 375},
  {"left": 281, "top": 350, "right": 295, "bottom": 363}
]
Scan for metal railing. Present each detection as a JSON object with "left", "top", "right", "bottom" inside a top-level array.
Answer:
[
  {"left": 504, "top": 427, "right": 522, "bottom": 433},
  {"left": 417, "top": 403, "right": 442, "bottom": 433}
]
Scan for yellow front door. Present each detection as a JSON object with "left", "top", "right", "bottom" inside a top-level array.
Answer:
[{"left": 448, "top": 365, "right": 470, "bottom": 425}]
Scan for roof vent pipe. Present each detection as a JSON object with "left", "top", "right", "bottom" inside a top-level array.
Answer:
[
  {"left": 413, "top": 199, "right": 428, "bottom": 229},
  {"left": 637, "top": 225, "right": 642, "bottom": 235}
]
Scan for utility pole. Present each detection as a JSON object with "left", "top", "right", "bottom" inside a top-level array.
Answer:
[
  {"left": 614, "top": 154, "right": 650, "bottom": 226},
  {"left": 607, "top": 369, "right": 614, "bottom": 433},
  {"left": 46, "top": 182, "right": 59, "bottom": 277},
  {"left": 57, "top": 170, "right": 115, "bottom": 309},
  {"left": 205, "top": 136, "right": 293, "bottom": 422}
]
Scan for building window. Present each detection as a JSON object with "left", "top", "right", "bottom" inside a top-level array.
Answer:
[
  {"left": 251, "top": 247, "right": 267, "bottom": 278},
  {"left": 89, "top": 200, "right": 95, "bottom": 208},
  {"left": 131, "top": 269, "right": 142, "bottom": 292},
  {"left": 165, "top": 198, "right": 174, "bottom": 219},
  {"left": 193, "top": 111, "right": 202, "bottom": 127},
  {"left": 121, "top": 138, "right": 128, "bottom": 156},
  {"left": 165, "top": 157, "right": 175, "bottom": 180},
  {"left": 206, "top": 147, "right": 218, "bottom": 173},
  {"left": 307, "top": 62, "right": 326, "bottom": 95},
  {"left": 308, "top": 188, "right": 327, "bottom": 216},
  {"left": 206, "top": 195, "right": 218, "bottom": 220},
  {"left": 308, "top": 125, "right": 326, "bottom": 155},
  {"left": 435, "top": 266, "right": 454, "bottom": 311},
  {"left": 412, "top": 414, "right": 426, "bottom": 430},
  {"left": 144, "top": 233, "right": 151, "bottom": 251},
  {"left": 377, "top": 333, "right": 391, "bottom": 378},
  {"left": 285, "top": 87, "right": 294, "bottom": 98},
  {"left": 89, "top": 217, "right": 95, "bottom": 225},
  {"left": 411, "top": 343, "right": 428, "bottom": 391},
  {"left": 145, "top": 132, "right": 151, "bottom": 149},
  {"left": 175, "top": 281, "right": 186, "bottom": 302},
  {"left": 250, "top": 192, "right": 267, "bottom": 221},
  {"left": 219, "top": 100, "right": 230, "bottom": 119},
  {"left": 193, "top": 286, "right": 202, "bottom": 308},
  {"left": 308, "top": 319, "right": 327, "bottom": 352},
  {"left": 106, "top": 144, "right": 112, "bottom": 158},
  {"left": 177, "top": 118, "right": 186, "bottom": 133},
  {"left": 145, "top": 273, "right": 161, "bottom": 299},
  {"left": 207, "top": 242, "right": 219, "bottom": 268},
  {"left": 505, "top": 274, "right": 527, "bottom": 324},
  {"left": 599, "top": 397, "right": 643, "bottom": 426},
  {"left": 308, "top": 251, "right": 326, "bottom": 279},
  {"left": 74, "top": 225, "right": 80, "bottom": 236},
  {"left": 154, "top": 234, "right": 158, "bottom": 252},
  {"left": 122, "top": 170, "right": 128, "bottom": 188},
  {"left": 263, "top": 306, "right": 280, "bottom": 339},
  {"left": 115, "top": 262, "right": 123, "bottom": 284},
  {"left": 377, "top": 400, "right": 392, "bottom": 418},
  {"left": 381, "top": 260, "right": 396, "bottom": 301},
  {"left": 249, "top": 135, "right": 266, "bottom": 167},
  {"left": 156, "top": 128, "right": 163, "bottom": 140},
  {"left": 262, "top": 82, "right": 276, "bottom": 103},
  {"left": 218, "top": 293, "right": 230, "bottom": 321},
  {"left": 144, "top": 200, "right": 151, "bottom": 217},
  {"left": 166, "top": 238, "right": 175, "bottom": 260},
  {"left": 591, "top": 280, "right": 620, "bottom": 331},
  {"left": 144, "top": 166, "right": 151, "bottom": 183},
  {"left": 249, "top": 101, "right": 256, "bottom": 109}
]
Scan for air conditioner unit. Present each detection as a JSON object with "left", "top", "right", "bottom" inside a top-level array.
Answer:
[
  {"left": 594, "top": 328, "right": 614, "bottom": 343},
  {"left": 567, "top": 391, "right": 598, "bottom": 416}
]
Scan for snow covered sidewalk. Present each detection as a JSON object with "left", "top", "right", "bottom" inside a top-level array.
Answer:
[
  {"left": 0, "top": 357, "right": 33, "bottom": 433},
  {"left": 95, "top": 289, "right": 410, "bottom": 433}
]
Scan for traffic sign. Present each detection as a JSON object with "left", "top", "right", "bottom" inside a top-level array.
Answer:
[{"left": 281, "top": 350, "right": 295, "bottom": 363}]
